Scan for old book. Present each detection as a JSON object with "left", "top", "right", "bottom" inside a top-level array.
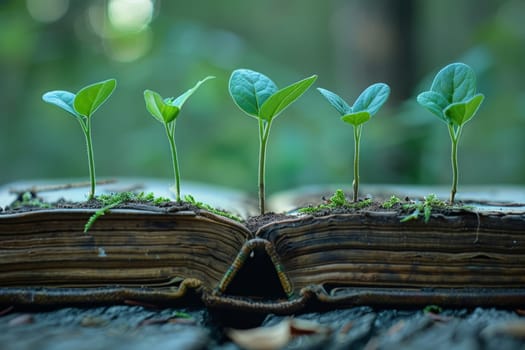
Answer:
[{"left": 1, "top": 179, "right": 524, "bottom": 313}]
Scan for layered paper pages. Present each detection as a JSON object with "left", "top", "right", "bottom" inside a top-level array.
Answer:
[{"left": 1, "top": 180, "right": 525, "bottom": 313}]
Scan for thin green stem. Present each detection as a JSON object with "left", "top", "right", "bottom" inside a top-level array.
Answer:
[
  {"left": 83, "top": 118, "right": 96, "bottom": 200},
  {"left": 448, "top": 124, "right": 461, "bottom": 203},
  {"left": 165, "top": 122, "right": 181, "bottom": 202},
  {"left": 352, "top": 125, "right": 361, "bottom": 202},
  {"left": 258, "top": 119, "right": 271, "bottom": 215}
]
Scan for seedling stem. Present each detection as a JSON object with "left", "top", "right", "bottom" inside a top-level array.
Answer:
[
  {"left": 165, "top": 121, "right": 181, "bottom": 202},
  {"left": 448, "top": 124, "right": 461, "bottom": 203},
  {"left": 258, "top": 119, "right": 271, "bottom": 214},
  {"left": 353, "top": 125, "right": 362, "bottom": 202},
  {"left": 83, "top": 118, "right": 96, "bottom": 200}
]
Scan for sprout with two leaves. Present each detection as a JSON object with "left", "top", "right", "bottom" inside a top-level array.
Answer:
[
  {"left": 229, "top": 69, "right": 317, "bottom": 215},
  {"left": 42, "top": 79, "right": 117, "bottom": 200},
  {"left": 317, "top": 83, "right": 390, "bottom": 202},
  {"left": 417, "top": 62, "right": 484, "bottom": 203},
  {"left": 143, "top": 76, "right": 214, "bottom": 202}
]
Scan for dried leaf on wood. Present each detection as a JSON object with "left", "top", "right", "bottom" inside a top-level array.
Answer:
[{"left": 227, "top": 318, "right": 331, "bottom": 350}]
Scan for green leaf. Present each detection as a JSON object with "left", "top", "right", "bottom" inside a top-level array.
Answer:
[
  {"left": 74, "top": 79, "right": 117, "bottom": 118},
  {"left": 172, "top": 76, "right": 215, "bottom": 108},
  {"left": 340, "top": 111, "right": 371, "bottom": 126},
  {"left": 430, "top": 63, "right": 477, "bottom": 104},
  {"left": 418, "top": 63, "right": 484, "bottom": 126},
  {"left": 42, "top": 90, "right": 80, "bottom": 119},
  {"left": 352, "top": 83, "right": 390, "bottom": 116},
  {"left": 416, "top": 91, "right": 449, "bottom": 122},
  {"left": 259, "top": 75, "right": 317, "bottom": 121},
  {"left": 229, "top": 69, "right": 278, "bottom": 118},
  {"left": 317, "top": 88, "right": 352, "bottom": 115},
  {"left": 444, "top": 93, "right": 484, "bottom": 127},
  {"left": 144, "top": 89, "right": 180, "bottom": 124}
]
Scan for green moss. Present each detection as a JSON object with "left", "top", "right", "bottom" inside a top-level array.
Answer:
[
  {"left": 298, "top": 189, "right": 373, "bottom": 214},
  {"left": 84, "top": 192, "right": 171, "bottom": 233},
  {"left": 423, "top": 304, "right": 443, "bottom": 314},
  {"left": 381, "top": 195, "right": 402, "bottom": 209},
  {"left": 401, "top": 193, "right": 447, "bottom": 223},
  {"left": 184, "top": 194, "right": 242, "bottom": 222},
  {"left": 10, "top": 192, "right": 52, "bottom": 209}
]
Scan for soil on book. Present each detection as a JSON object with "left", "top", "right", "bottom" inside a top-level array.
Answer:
[
  {"left": 244, "top": 212, "right": 296, "bottom": 232},
  {"left": 1, "top": 194, "right": 204, "bottom": 215},
  {"left": 1, "top": 192, "right": 473, "bottom": 227},
  {"left": 296, "top": 195, "right": 475, "bottom": 220}
]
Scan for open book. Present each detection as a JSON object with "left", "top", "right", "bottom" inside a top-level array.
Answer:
[{"left": 1, "top": 179, "right": 525, "bottom": 312}]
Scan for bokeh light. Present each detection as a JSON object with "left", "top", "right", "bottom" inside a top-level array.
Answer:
[
  {"left": 108, "top": 0, "right": 153, "bottom": 33},
  {"left": 26, "top": 0, "right": 69, "bottom": 23}
]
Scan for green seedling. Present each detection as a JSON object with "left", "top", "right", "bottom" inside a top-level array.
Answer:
[
  {"left": 329, "top": 189, "right": 348, "bottom": 207},
  {"left": 229, "top": 69, "right": 317, "bottom": 214},
  {"left": 42, "top": 79, "right": 117, "bottom": 200},
  {"left": 318, "top": 83, "right": 390, "bottom": 202},
  {"left": 298, "top": 189, "right": 373, "bottom": 214},
  {"left": 401, "top": 193, "right": 447, "bottom": 223},
  {"left": 10, "top": 192, "right": 52, "bottom": 210},
  {"left": 381, "top": 195, "right": 402, "bottom": 209},
  {"left": 144, "top": 76, "right": 214, "bottom": 202},
  {"left": 417, "top": 62, "right": 484, "bottom": 203}
]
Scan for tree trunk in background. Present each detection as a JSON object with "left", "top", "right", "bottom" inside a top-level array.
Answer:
[{"left": 332, "top": 0, "right": 415, "bottom": 103}]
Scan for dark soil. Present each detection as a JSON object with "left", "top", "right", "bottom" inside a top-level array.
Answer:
[
  {"left": 1, "top": 195, "right": 205, "bottom": 216},
  {"left": 1, "top": 193, "right": 300, "bottom": 233},
  {"left": 1, "top": 191, "right": 475, "bottom": 231},
  {"left": 299, "top": 200, "right": 391, "bottom": 217},
  {"left": 297, "top": 195, "right": 473, "bottom": 220},
  {"left": 244, "top": 212, "right": 296, "bottom": 233}
]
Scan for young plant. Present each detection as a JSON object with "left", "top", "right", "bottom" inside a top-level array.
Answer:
[
  {"left": 229, "top": 69, "right": 317, "bottom": 214},
  {"left": 9, "top": 192, "right": 52, "bottom": 210},
  {"left": 298, "top": 189, "right": 373, "bottom": 214},
  {"left": 42, "top": 79, "right": 117, "bottom": 200},
  {"left": 401, "top": 193, "right": 447, "bottom": 223},
  {"left": 417, "top": 62, "right": 484, "bottom": 203},
  {"left": 381, "top": 195, "right": 402, "bottom": 209},
  {"left": 317, "top": 83, "right": 390, "bottom": 202},
  {"left": 144, "top": 76, "right": 214, "bottom": 202}
]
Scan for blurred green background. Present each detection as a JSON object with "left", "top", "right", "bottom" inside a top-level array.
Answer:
[{"left": 1, "top": 0, "right": 524, "bottom": 196}]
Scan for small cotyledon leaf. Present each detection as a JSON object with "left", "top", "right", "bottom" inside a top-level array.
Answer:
[
  {"left": 143, "top": 89, "right": 180, "bottom": 124},
  {"left": 229, "top": 69, "right": 278, "bottom": 118},
  {"left": 317, "top": 88, "right": 352, "bottom": 115},
  {"left": 340, "top": 111, "right": 371, "bottom": 127},
  {"left": 172, "top": 76, "right": 215, "bottom": 108},
  {"left": 351, "top": 82, "right": 391, "bottom": 116},
  {"left": 417, "top": 62, "right": 484, "bottom": 127},
  {"left": 444, "top": 93, "right": 484, "bottom": 127},
  {"left": 74, "top": 79, "right": 117, "bottom": 118},
  {"left": 42, "top": 90, "right": 80, "bottom": 119},
  {"left": 259, "top": 74, "right": 317, "bottom": 122},
  {"left": 430, "top": 62, "right": 478, "bottom": 104}
]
